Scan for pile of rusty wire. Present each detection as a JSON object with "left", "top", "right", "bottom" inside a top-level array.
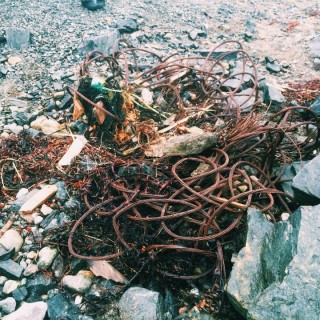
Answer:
[{"left": 1, "top": 41, "right": 320, "bottom": 313}]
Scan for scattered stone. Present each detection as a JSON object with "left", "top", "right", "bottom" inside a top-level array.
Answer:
[
  {"left": 37, "top": 247, "right": 58, "bottom": 270},
  {"left": 7, "top": 56, "right": 23, "bottom": 66},
  {"left": 51, "top": 254, "right": 64, "bottom": 279},
  {"left": 292, "top": 153, "right": 320, "bottom": 204},
  {"left": 117, "top": 18, "right": 138, "bottom": 33},
  {"left": 0, "top": 297, "right": 16, "bottom": 314},
  {"left": 53, "top": 91, "right": 65, "bottom": 100},
  {"left": 85, "top": 279, "right": 119, "bottom": 302},
  {"left": 6, "top": 27, "right": 30, "bottom": 50},
  {"left": 227, "top": 206, "right": 320, "bottom": 319},
  {"left": 79, "top": 30, "right": 120, "bottom": 56},
  {"left": 281, "top": 161, "right": 308, "bottom": 198},
  {"left": 0, "top": 276, "right": 7, "bottom": 285},
  {"left": 266, "top": 62, "right": 281, "bottom": 73},
  {"left": 54, "top": 181, "right": 68, "bottom": 202},
  {"left": 30, "top": 116, "right": 66, "bottom": 136},
  {"left": 12, "top": 287, "right": 28, "bottom": 302},
  {"left": 0, "top": 260, "right": 24, "bottom": 280},
  {"left": 16, "top": 188, "right": 29, "bottom": 199},
  {"left": 0, "top": 245, "right": 14, "bottom": 261},
  {"left": 14, "top": 112, "right": 36, "bottom": 126},
  {"left": 34, "top": 216, "right": 44, "bottom": 225},
  {"left": 62, "top": 270, "right": 94, "bottom": 293},
  {"left": 119, "top": 287, "right": 164, "bottom": 320},
  {"left": 145, "top": 127, "right": 218, "bottom": 157},
  {"left": 2, "top": 301, "right": 47, "bottom": 320},
  {"left": 26, "top": 273, "right": 55, "bottom": 298},
  {"left": 43, "top": 212, "right": 70, "bottom": 231},
  {"left": 260, "top": 82, "right": 286, "bottom": 107},
  {"left": 245, "top": 19, "right": 256, "bottom": 33},
  {"left": 3, "top": 123, "right": 24, "bottom": 135},
  {"left": 2, "top": 280, "right": 19, "bottom": 294},
  {"left": 81, "top": 0, "right": 105, "bottom": 11},
  {"left": 310, "top": 95, "right": 320, "bottom": 116},
  {"left": 40, "top": 204, "right": 53, "bottom": 216},
  {"left": 47, "top": 293, "right": 70, "bottom": 319},
  {"left": 23, "top": 264, "right": 39, "bottom": 277}
]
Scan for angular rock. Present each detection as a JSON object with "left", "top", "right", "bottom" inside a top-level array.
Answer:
[
  {"left": 12, "top": 286, "right": 28, "bottom": 302},
  {"left": 0, "top": 230, "right": 23, "bottom": 254},
  {"left": 227, "top": 206, "right": 320, "bottom": 320},
  {"left": 119, "top": 287, "right": 164, "bottom": 320},
  {"left": 14, "top": 112, "right": 36, "bottom": 126},
  {"left": 30, "top": 116, "right": 66, "bottom": 136},
  {"left": 145, "top": 127, "right": 218, "bottom": 157},
  {"left": 280, "top": 161, "right": 308, "bottom": 198},
  {"left": 0, "top": 260, "right": 24, "bottom": 280},
  {"left": 6, "top": 27, "right": 30, "bottom": 50},
  {"left": 81, "top": 0, "right": 105, "bottom": 11},
  {"left": 23, "top": 264, "right": 39, "bottom": 277},
  {"left": 310, "top": 95, "right": 320, "bottom": 116},
  {"left": 292, "top": 153, "right": 320, "bottom": 204},
  {"left": 79, "top": 30, "right": 120, "bottom": 56},
  {"left": 117, "top": 18, "right": 138, "bottom": 33},
  {"left": 0, "top": 245, "right": 14, "bottom": 261},
  {"left": 62, "top": 270, "right": 93, "bottom": 293},
  {"left": 266, "top": 61, "right": 281, "bottom": 73},
  {"left": 47, "top": 294, "right": 69, "bottom": 319},
  {"left": 51, "top": 254, "right": 64, "bottom": 279},
  {"left": 261, "top": 83, "right": 286, "bottom": 107},
  {"left": 26, "top": 273, "right": 55, "bottom": 299},
  {"left": 37, "top": 247, "right": 58, "bottom": 270},
  {"left": 2, "top": 280, "right": 19, "bottom": 294},
  {"left": 0, "top": 297, "right": 16, "bottom": 314},
  {"left": 2, "top": 301, "right": 47, "bottom": 320}
]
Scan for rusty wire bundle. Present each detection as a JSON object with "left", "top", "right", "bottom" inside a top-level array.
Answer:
[{"left": 1, "top": 41, "right": 320, "bottom": 314}]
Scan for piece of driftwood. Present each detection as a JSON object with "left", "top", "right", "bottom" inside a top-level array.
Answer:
[
  {"left": 19, "top": 185, "right": 58, "bottom": 214},
  {"left": 58, "top": 135, "right": 88, "bottom": 167}
]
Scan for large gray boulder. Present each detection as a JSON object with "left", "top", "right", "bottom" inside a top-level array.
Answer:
[
  {"left": 119, "top": 287, "right": 164, "bottom": 320},
  {"left": 226, "top": 206, "right": 320, "bottom": 320},
  {"left": 292, "top": 153, "right": 320, "bottom": 204}
]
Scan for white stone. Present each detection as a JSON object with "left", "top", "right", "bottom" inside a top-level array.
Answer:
[
  {"left": 62, "top": 270, "right": 94, "bottom": 293},
  {"left": 0, "top": 276, "right": 7, "bottom": 285},
  {"left": 2, "top": 280, "right": 19, "bottom": 294},
  {"left": 30, "top": 116, "right": 65, "bottom": 136},
  {"left": 8, "top": 56, "right": 23, "bottom": 65},
  {"left": 23, "top": 264, "right": 39, "bottom": 277},
  {"left": 33, "top": 216, "right": 43, "bottom": 225},
  {"left": 19, "top": 260, "right": 27, "bottom": 269},
  {"left": 16, "top": 188, "right": 29, "bottom": 199},
  {"left": 26, "top": 251, "right": 37, "bottom": 260},
  {"left": 281, "top": 212, "right": 290, "bottom": 221},
  {"left": 74, "top": 295, "right": 82, "bottom": 305},
  {"left": 0, "top": 297, "right": 16, "bottom": 314},
  {"left": 37, "top": 247, "right": 58, "bottom": 270},
  {"left": 2, "top": 301, "right": 47, "bottom": 320},
  {"left": 40, "top": 204, "right": 52, "bottom": 216},
  {"left": 3, "top": 123, "right": 23, "bottom": 135},
  {"left": 0, "top": 230, "right": 23, "bottom": 253}
]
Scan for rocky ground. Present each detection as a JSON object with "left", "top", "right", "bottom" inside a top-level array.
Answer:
[{"left": 0, "top": 0, "right": 319, "bottom": 319}]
